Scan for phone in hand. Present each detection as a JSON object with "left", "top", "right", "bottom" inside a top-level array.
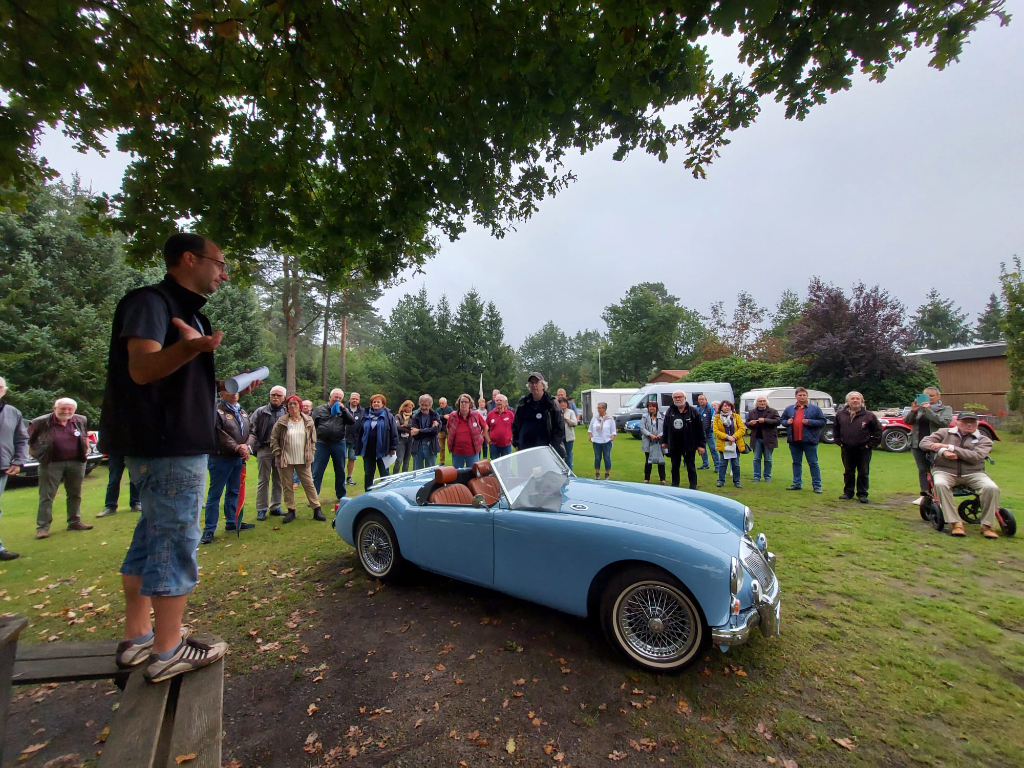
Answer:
[{"left": 915, "top": 393, "right": 929, "bottom": 405}]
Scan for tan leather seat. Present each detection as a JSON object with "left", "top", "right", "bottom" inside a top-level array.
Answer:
[
  {"left": 430, "top": 483, "right": 475, "bottom": 505},
  {"left": 472, "top": 459, "right": 492, "bottom": 476},
  {"left": 468, "top": 476, "right": 501, "bottom": 506},
  {"left": 429, "top": 465, "right": 474, "bottom": 505}
]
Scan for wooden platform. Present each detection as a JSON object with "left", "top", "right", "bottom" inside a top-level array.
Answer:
[{"left": 1, "top": 617, "right": 224, "bottom": 768}]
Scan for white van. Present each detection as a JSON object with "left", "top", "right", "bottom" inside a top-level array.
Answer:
[
  {"left": 581, "top": 388, "right": 639, "bottom": 423},
  {"left": 614, "top": 382, "right": 734, "bottom": 431},
  {"left": 738, "top": 387, "right": 837, "bottom": 444}
]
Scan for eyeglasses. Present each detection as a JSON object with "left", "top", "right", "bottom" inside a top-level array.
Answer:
[
  {"left": 191, "top": 251, "right": 229, "bottom": 272},
  {"left": 269, "top": 393, "right": 285, "bottom": 398}
]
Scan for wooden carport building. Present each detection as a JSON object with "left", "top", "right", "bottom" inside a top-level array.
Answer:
[{"left": 905, "top": 342, "right": 1012, "bottom": 415}]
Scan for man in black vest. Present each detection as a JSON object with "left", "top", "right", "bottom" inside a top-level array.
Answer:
[
  {"left": 99, "top": 233, "right": 260, "bottom": 684},
  {"left": 661, "top": 391, "right": 706, "bottom": 490},
  {"left": 511, "top": 372, "right": 565, "bottom": 458}
]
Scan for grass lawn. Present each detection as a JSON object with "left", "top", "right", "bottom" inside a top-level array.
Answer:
[{"left": 2, "top": 429, "right": 1023, "bottom": 766}]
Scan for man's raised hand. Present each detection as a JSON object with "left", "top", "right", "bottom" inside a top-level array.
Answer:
[{"left": 172, "top": 318, "right": 223, "bottom": 352}]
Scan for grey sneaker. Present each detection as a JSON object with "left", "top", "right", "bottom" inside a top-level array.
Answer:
[
  {"left": 144, "top": 635, "right": 227, "bottom": 684},
  {"left": 97, "top": 507, "right": 117, "bottom": 518},
  {"left": 130, "top": 503, "right": 143, "bottom": 512},
  {"left": 115, "top": 626, "right": 191, "bottom": 669}
]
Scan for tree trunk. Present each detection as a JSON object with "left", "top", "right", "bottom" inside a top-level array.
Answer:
[
  {"left": 320, "top": 290, "right": 332, "bottom": 399},
  {"left": 339, "top": 314, "right": 348, "bottom": 387},
  {"left": 283, "top": 252, "right": 300, "bottom": 394}
]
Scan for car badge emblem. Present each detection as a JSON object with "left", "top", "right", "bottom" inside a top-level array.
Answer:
[{"left": 570, "top": 503, "right": 588, "bottom": 511}]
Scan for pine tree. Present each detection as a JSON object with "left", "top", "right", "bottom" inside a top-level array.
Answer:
[
  {"left": 910, "top": 289, "right": 973, "bottom": 349},
  {"left": 975, "top": 293, "right": 1005, "bottom": 342}
]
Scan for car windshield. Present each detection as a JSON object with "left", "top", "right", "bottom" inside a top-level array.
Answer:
[
  {"left": 490, "top": 446, "right": 571, "bottom": 512},
  {"left": 624, "top": 390, "right": 649, "bottom": 408}
]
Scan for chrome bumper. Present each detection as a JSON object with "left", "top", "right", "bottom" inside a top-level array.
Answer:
[{"left": 712, "top": 556, "right": 781, "bottom": 648}]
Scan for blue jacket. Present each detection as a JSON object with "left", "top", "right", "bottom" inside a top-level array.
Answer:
[
  {"left": 359, "top": 408, "right": 399, "bottom": 459},
  {"left": 780, "top": 403, "right": 826, "bottom": 444}
]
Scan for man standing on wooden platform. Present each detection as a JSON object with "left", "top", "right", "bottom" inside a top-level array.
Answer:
[{"left": 100, "top": 233, "right": 255, "bottom": 683}]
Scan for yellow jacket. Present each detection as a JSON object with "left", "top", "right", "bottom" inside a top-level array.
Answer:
[{"left": 712, "top": 413, "right": 747, "bottom": 453}]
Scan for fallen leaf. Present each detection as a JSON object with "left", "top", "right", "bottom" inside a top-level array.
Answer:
[
  {"left": 805, "top": 714, "right": 823, "bottom": 723},
  {"left": 415, "top": 718, "right": 424, "bottom": 728},
  {"left": 554, "top": 752, "right": 565, "bottom": 762},
  {"left": 832, "top": 737, "right": 856, "bottom": 751},
  {"left": 543, "top": 744, "right": 555, "bottom": 755},
  {"left": 174, "top": 754, "right": 197, "bottom": 765},
  {"left": 95, "top": 725, "right": 110, "bottom": 744},
  {"left": 435, "top": 663, "right": 446, "bottom": 671},
  {"left": 306, "top": 703, "right": 318, "bottom": 716},
  {"left": 467, "top": 730, "right": 480, "bottom": 740},
  {"left": 237, "top": 564, "right": 247, "bottom": 576},
  {"left": 21, "top": 743, "right": 49, "bottom": 756},
  {"left": 514, "top": 678, "right": 525, "bottom": 685},
  {"left": 609, "top": 749, "right": 628, "bottom": 761},
  {"left": 782, "top": 760, "right": 799, "bottom": 768},
  {"left": 348, "top": 745, "right": 359, "bottom": 757},
  {"left": 506, "top": 737, "right": 516, "bottom": 754}
]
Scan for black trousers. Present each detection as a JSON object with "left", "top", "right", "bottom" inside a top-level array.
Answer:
[
  {"left": 363, "top": 456, "right": 388, "bottom": 491},
  {"left": 671, "top": 451, "right": 698, "bottom": 489},
  {"left": 841, "top": 446, "right": 872, "bottom": 498},
  {"left": 910, "top": 447, "right": 930, "bottom": 494},
  {"left": 644, "top": 453, "right": 666, "bottom": 481}
]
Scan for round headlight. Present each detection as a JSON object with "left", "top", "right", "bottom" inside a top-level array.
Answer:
[
  {"left": 730, "top": 557, "right": 742, "bottom": 595},
  {"left": 743, "top": 506, "right": 754, "bottom": 533}
]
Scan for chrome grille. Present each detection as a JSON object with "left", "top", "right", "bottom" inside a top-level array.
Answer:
[{"left": 743, "top": 549, "right": 775, "bottom": 593}]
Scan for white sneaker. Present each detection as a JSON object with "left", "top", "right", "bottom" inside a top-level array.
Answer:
[
  {"left": 143, "top": 635, "right": 225, "bottom": 684},
  {"left": 910, "top": 496, "right": 924, "bottom": 506}
]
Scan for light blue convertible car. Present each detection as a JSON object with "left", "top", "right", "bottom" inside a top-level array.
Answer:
[{"left": 334, "top": 446, "right": 780, "bottom": 672}]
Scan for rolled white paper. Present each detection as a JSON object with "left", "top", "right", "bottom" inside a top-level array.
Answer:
[{"left": 224, "top": 366, "right": 270, "bottom": 394}]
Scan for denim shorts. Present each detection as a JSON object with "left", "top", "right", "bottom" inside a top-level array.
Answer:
[
  {"left": 121, "top": 455, "right": 206, "bottom": 597},
  {"left": 345, "top": 441, "right": 359, "bottom": 461}
]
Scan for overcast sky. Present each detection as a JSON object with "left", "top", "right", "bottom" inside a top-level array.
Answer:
[{"left": 37, "top": 15, "right": 1022, "bottom": 348}]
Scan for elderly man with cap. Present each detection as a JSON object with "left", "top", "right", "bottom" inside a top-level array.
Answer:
[
  {"left": 920, "top": 412, "right": 1002, "bottom": 538},
  {"left": 29, "top": 397, "right": 94, "bottom": 539},
  {"left": 512, "top": 372, "right": 565, "bottom": 457}
]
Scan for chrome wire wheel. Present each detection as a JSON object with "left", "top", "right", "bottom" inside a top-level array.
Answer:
[
  {"left": 613, "top": 580, "right": 701, "bottom": 667},
  {"left": 358, "top": 521, "right": 395, "bottom": 576}
]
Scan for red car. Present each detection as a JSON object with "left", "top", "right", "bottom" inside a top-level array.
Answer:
[{"left": 876, "top": 411, "right": 1000, "bottom": 453}]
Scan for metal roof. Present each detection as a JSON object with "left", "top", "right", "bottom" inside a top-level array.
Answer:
[{"left": 905, "top": 342, "right": 1007, "bottom": 363}]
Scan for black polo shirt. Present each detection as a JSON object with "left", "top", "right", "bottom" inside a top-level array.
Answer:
[{"left": 98, "top": 275, "right": 218, "bottom": 457}]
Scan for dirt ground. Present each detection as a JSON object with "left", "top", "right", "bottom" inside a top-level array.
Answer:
[{"left": 6, "top": 554, "right": 818, "bottom": 768}]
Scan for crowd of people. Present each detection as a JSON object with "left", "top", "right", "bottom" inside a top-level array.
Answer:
[{"left": 0, "top": 233, "right": 1009, "bottom": 687}]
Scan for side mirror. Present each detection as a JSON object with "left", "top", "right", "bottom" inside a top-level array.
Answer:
[{"left": 471, "top": 494, "right": 487, "bottom": 509}]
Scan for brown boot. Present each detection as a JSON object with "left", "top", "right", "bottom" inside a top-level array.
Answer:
[
  {"left": 950, "top": 522, "right": 966, "bottom": 537},
  {"left": 35, "top": 529, "right": 50, "bottom": 540},
  {"left": 68, "top": 521, "right": 94, "bottom": 531},
  {"left": 981, "top": 524, "right": 999, "bottom": 539}
]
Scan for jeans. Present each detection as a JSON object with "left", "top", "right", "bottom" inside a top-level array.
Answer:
[
  {"left": 452, "top": 453, "right": 479, "bottom": 470},
  {"left": 671, "top": 452, "right": 698, "bottom": 489},
  {"left": 256, "top": 448, "right": 283, "bottom": 514},
  {"left": 413, "top": 440, "right": 436, "bottom": 470},
  {"left": 122, "top": 455, "right": 206, "bottom": 597},
  {"left": 311, "top": 439, "right": 348, "bottom": 499},
  {"left": 593, "top": 442, "right": 612, "bottom": 471},
  {"left": 718, "top": 456, "right": 741, "bottom": 484},
  {"left": 204, "top": 454, "right": 244, "bottom": 533},
  {"left": 0, "top": 473, "right": 7, "bottom": 551},
  {"left": 562, "top": 441, "right": 574, "bottom": 469},
  {"left": 789, "top": 441, "right": 821, "bottom": 489},
  {"left": 363, "top": 455, "right": 389, "bottom": 490},
  {"left": 37, "top": 460, "right": 86, "bottom": 531},
  {"left": 104, "top": 452, "right": 140, "bottom": 510},
  {"left": 490, "top": 444, "right": 513, "bottom": 460},
  {"left": 841, "top": 446, "right": 872, "bottom": 498},
  {"left": 701, "top": 430, "right": 720, "bottom": 471},
  {"left": 751, "top": 439, "right": 773, "bottom": 480},
  {"left": 395, "top": 439, "right": 412, "bottom": 474}
]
